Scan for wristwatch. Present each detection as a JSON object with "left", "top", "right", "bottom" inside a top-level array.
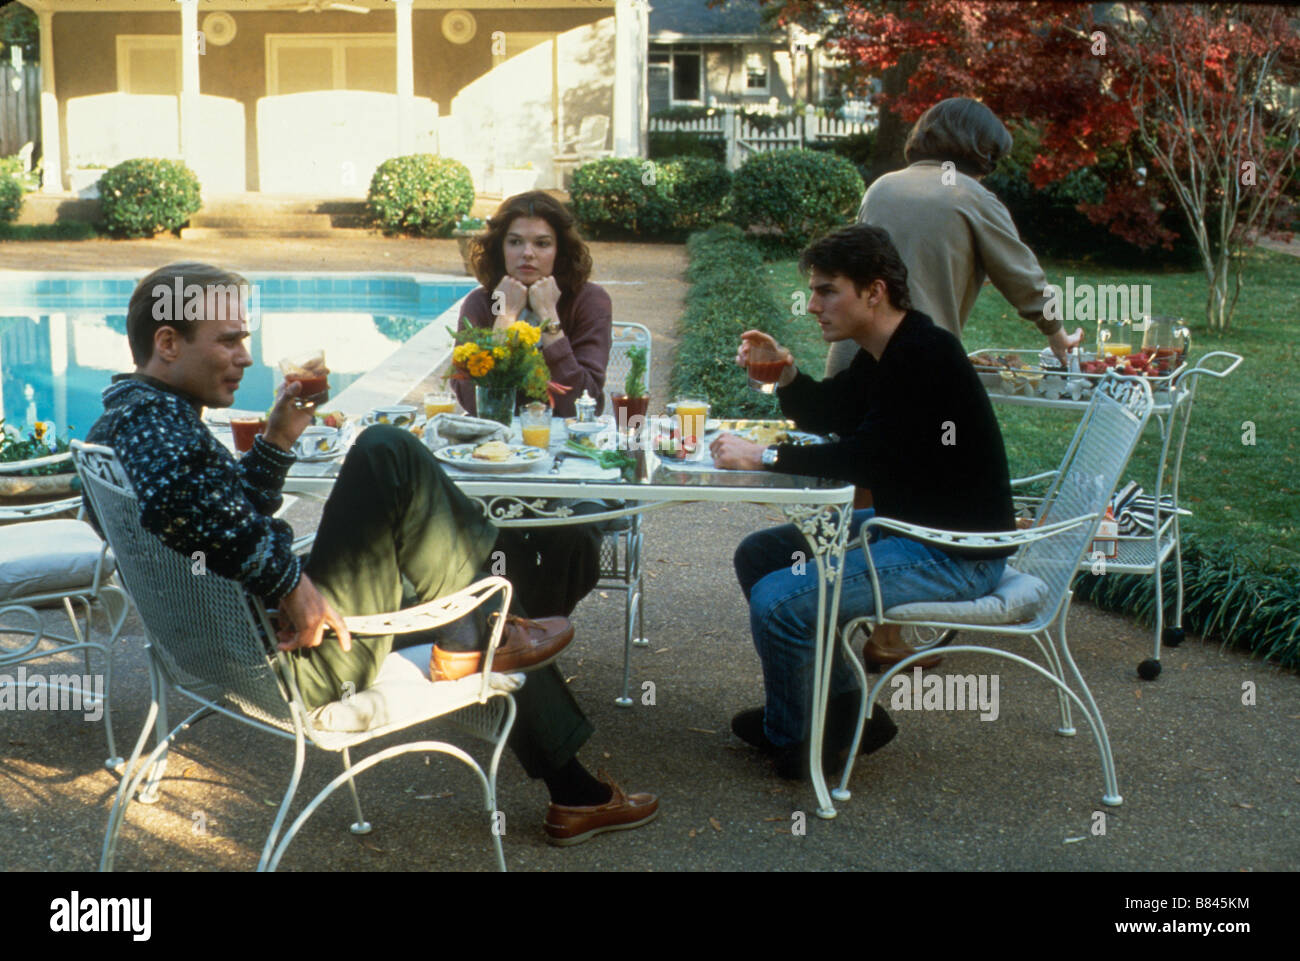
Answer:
[
  {"left": 761, "top": 445, "right": 780, "bottom": 470},
  {"left": 542, "top": 318, "right": 562, "bottom": 335}
]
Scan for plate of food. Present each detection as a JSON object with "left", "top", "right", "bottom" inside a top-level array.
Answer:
[
  {"left": 432, "top": 441, "right": 547, "bottom": 473},
  {"left": 712, "top": 420, "right": 823, "bottom": 447}
]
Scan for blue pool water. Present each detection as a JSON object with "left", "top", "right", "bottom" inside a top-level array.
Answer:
[{"left": 0, "top": 273, "right": 474, "bottom": 442}]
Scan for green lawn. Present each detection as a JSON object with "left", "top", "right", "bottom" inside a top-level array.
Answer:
[{"left": 764, "top": 249, "right": 1299, "bottom": 565}]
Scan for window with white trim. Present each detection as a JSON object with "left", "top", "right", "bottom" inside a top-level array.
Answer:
[
  {"left": 116, "top": 36, "right": 181, "bottom": 95},
  {"left": 745, "top": 46, "right": 770, "bottom": 93},
  {"left": 266, "top": 35, "right": 397, "bottom": 96}
]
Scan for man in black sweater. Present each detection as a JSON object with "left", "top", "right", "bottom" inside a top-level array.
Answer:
[{"left": 711, "top": 224, "right": 1016, "bottom": 779}]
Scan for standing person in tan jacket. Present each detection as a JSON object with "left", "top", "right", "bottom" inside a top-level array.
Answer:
[
  {"left": 826, "top": 98, "right": 1081, "bottom": 668},
  {"left": 825, "top": 97, "right": 1082, "bottom": 379}
]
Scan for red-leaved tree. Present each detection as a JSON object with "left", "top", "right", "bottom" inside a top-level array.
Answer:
[{"left": 760, "top": 1, "right": 1300, "bottom": 330}]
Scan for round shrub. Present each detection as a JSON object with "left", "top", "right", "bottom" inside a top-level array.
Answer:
[
  {"left": 0, "top": 175, "right": 22, "bottom": 225},
  {"left": 570, "top": 156, "right": 673, "bottom": 237},
  {"left": 367, "top": 154, "right": 475, "bottom": 237},
  {"left": 729, "top": 149, "right": 864, "bottom": 254},
  {"left": 660, "top": 156, "right": 732, "bottom": 232},
  {"left": 98, "top": 158, "right": 202, "bottom": 238}
]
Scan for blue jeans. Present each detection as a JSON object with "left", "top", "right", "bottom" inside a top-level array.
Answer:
[{"left": 734, "top": 509, "right": 1005, "bottom": 747}]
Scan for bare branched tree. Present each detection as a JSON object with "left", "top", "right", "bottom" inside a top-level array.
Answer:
[{"left": 1114, "top": 4, "right": 1300, "bottom": 331}]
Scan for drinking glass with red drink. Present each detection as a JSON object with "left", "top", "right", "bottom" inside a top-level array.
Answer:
[
  {"left": 279, "top": 350, "right": 331, "bottom": 406},
  {"left": 230, "top": 415, "right": 267, "bottom": 453},
  {"left": 747, "top": 342, "right": 789, "bottom": 394}
]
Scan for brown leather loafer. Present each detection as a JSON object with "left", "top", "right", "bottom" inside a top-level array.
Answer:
[
  {"left": 431, "top": 615, "right": 575, "bottom": 681},
  {"left": 544, "top": 774, "right": 660, "bottom": 846},
  {"left": 862, "top": 635, "right": 942, "bottom": 671}
]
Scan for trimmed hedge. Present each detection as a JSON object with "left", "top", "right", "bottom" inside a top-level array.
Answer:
[
  {"left": 570, "top": 156, "right": 732, "bottom": 238},
  {"left": 367, "top": 154, "right": 475, "bottom": 237},
  {"left": 0, "top": 175, "right": 22, "bottom": 225},
  {"left": 669, "top": 225, "right": 784, "bottom": 418},
  {"left": 648, "top": 131, "right": 725, "bottom": 162},
  {"left": 98, "top": 158, "right": 202, "bottom": 238},
  {"left": 729, "top": 148, "right": 864, "bottom": 255},
  {"left": 1074, "top": 535, "right": 1300, "bottom": 670}
]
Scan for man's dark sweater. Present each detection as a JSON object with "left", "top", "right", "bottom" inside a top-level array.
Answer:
[
  {"left": 774, "top": 310, "right": 1015, "bottom": 559},
  {"left": 84, "top": 375, "right": 302, "bottom": 600}
]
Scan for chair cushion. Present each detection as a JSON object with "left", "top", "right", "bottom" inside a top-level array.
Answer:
[
  {"left": 884, "top": 565, "right": 1051, "bottom": 625},
  {"left": 307, "top": 643, "right": 524, "bottom": 733},
  {"left": 0, "top": 519, "right": 115, "bottom": 602}
]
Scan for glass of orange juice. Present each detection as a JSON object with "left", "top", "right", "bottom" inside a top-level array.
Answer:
[
  {"left": 424, "top": 390, "right": 456, "bottom": 418},
  {"left": 674, "top": 398, "right": 710, "bottom": 451},
  {"left": 520, "top": 403, "right": 552, "bottom": 449}
]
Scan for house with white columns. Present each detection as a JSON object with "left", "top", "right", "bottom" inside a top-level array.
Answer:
[{"left": 17, "top": 0, "right": 648, "bottom": 196}]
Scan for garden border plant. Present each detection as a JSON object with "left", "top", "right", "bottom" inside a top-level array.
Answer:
[{"left": 367, "top": 154, "right": 475, "bottom": 238}]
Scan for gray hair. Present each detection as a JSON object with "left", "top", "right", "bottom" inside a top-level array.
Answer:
[{"left": 904, "top": 98, "right": 1013, "bottom": 177}]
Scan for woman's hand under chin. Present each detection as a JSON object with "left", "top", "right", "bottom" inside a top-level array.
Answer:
[
  {"left": 492, "top": 276, "right": 530, "bottom": 329},
  {"left": 527, "top": 276, "right": 562, "bottom": 318}
]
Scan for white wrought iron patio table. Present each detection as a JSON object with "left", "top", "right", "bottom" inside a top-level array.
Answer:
[{"left": 281, "top": 424, "right": 859, "bottom": 819}]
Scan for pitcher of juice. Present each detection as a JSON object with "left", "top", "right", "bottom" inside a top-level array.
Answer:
[
  {"left": 1097, "top": 319, "right": 1133, "bottom": 360},
  {"left": 1140, "top": 316, "right": 1190, "bottom": 366}
]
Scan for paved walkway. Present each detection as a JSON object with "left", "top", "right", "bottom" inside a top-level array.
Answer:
[{"left": 1, "top": 234, "right": 1295, "bottom": 873}]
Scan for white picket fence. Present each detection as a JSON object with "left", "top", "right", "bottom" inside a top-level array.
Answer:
[
  {"left": 0, "top": 64, "right": 41, "bottom": 160},
  {"left": 649, "top": 104, "right": 876, "bottom": 170}
]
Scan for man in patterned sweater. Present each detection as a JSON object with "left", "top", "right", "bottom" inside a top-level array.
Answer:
[{"left": 84, "top": 262, "right": 658, "bottom": 846}]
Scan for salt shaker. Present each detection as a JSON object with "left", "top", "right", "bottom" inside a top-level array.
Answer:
[{"left": 575, "top": 389, "right": 597, "bottom": 423}]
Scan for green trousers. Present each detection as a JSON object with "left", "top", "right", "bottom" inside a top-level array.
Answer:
[{"left": 294, "top": 426, "right": 594, "bottom": 777}]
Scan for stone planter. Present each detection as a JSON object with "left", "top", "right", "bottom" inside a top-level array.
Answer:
[
  {"left": 68, "top": 169, "right": 105, "bottom": 199},
  {"left": 453, "top": 230, "right": 486, "bottom": 275},
  {"left": 0, "top": 470, "right": 80, "bottom": 499}
]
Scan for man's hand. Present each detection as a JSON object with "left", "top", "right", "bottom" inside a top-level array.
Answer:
[
  {"left": 1048, "top": 326, "right": 1084, "bottom": 366},
  {"left": 275, "top": 572, "right": 352, "bottom": 654},
  {"left": 736, "top": 329, "right": 797, "bottom": 388},
  {"left": 710, "top": 433, "right": 767, "bottom": 471},
  {"left": 527, "top": 276, "right": 562, "bottom": 319},
  {"left": 492, "top": 276, "right": 529, "bottom": 328},
  {"left": 263, "top": 380, "right": 315, "bottom": 452}
]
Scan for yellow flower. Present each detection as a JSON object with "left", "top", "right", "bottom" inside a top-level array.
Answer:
[
  {"left": 33, "top": 422, "right": 48, "bottom": 442},
  {"left": 507, "top": 321, "right": 540, "bottom": 347},
  {"left": 453, "top": 342, "right": 479, "bottom": 365},
  {"left": 493, "top": 345, "right": 508, "bottom": 359},
  {"left": 467, "top": 351, "right": 495, "bottom": 378}
]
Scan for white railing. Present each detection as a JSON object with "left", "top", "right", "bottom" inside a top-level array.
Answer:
[{"left": 649, "top": 104, "right": 876, "bottom": 170}]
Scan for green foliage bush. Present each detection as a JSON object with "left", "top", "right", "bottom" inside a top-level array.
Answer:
[
  {"left": 367, "top": 154, "right": 475, "bottom": 237},
  {"left": 648, "top": 131, "right": 725, "bottom": 162},
  {"left": 729, "top": 149, "right": 864, "bottom": 255},
  {"left": 1074, "top": 534, "right": 1300, "bottom": 669},
  {"left": 669, "top": 226, "right": 784, "bottom": 418},
  {"left": 0, "top": 175, "right": 22, "bottom": 225},
  {"left": 570, "top": 156, "right": 732, "bottom": 238},
  {"left": 97, "top": 158, "right": 202, "bottom": 238}
]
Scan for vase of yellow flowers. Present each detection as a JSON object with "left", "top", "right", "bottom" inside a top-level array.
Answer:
[{"left": 449, "top": 320, "right": 552, "bottom": 428}]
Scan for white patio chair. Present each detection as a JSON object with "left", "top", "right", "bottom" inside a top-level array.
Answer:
[
  {"left": 833, "top": 373, "right": 1156, "bottom": 809},
  {"left": 73, "top": 441, "right": 522, "bottom": 872},
  {"left": 1, "top": 451, "right": 128, "bottom": 770},
  {"left": 553, "top": 115, "right": 613, "bottom": 188},
  {"left": 599, "top": 321, "right": 651, "bottom": 706}
]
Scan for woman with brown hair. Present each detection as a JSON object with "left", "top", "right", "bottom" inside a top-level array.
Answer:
[{"left": 452, "top": 191, "right": 612, "bottom": 418}]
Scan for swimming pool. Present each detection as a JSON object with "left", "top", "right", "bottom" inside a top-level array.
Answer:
[{"left": 0, "top": 272, "right": 475, "bottom": 442}]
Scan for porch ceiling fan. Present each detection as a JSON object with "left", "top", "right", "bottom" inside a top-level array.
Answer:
[{"left": 269, "top": 0, "right": 371, "bottom": 13}]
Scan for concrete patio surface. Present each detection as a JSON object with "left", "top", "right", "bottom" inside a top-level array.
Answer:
[{"left": 1, "top": 235, "right": 1295, "bottom": 874}]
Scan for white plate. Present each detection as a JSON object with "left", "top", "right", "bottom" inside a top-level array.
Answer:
[{"left": 433, "top": 443, "right": 547, "bottom": 473}]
